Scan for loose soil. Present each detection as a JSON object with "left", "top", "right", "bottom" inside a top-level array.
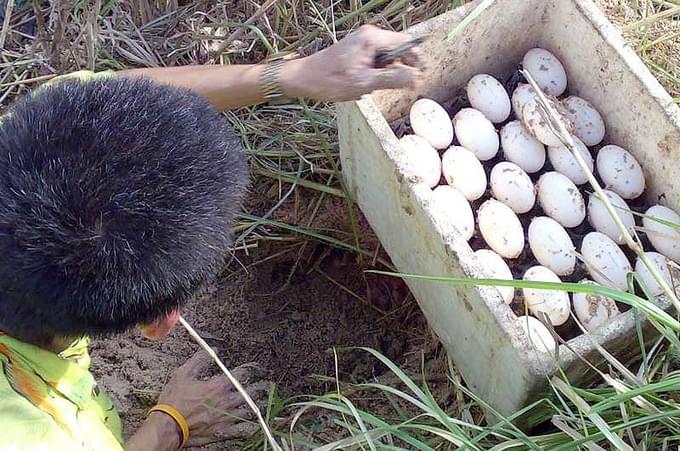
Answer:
[{"left": 90, "top": 240, "right": 429, "bottom": 446}]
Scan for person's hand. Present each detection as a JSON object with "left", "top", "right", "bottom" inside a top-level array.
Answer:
[
  {"left": 283, "top": 25, "right": 425, "bottom": 102},
  {"left": 155, "top": 352, "right": 270, "bottom": 447}
]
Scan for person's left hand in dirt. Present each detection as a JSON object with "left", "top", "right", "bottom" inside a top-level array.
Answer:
[
  {"left": 125, "top": 352, "right": 271, "bottom": 450},
  {"left": 120, "top": 24, "right": 425, "bottom": 111}
]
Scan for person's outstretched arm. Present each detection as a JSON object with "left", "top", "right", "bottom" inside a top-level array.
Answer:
[{"left": 118, "top": 25, "right": 423, "bottom": 111}]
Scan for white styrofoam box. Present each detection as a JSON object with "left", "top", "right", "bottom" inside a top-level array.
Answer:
[{"left": 338, "top": 0, "right": 680, "bottom": 422}]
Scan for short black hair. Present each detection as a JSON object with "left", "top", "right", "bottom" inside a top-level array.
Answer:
[{"left": 0, "top": 75, "right": 249, "bottom": 341}]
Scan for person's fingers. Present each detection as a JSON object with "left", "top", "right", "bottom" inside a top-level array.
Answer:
[
  {"left": 357, "top": 24, "right": 412, "bottom": 49},
  {"left": 177, "top": 350, "right": 214, "bottom": 378},
  {"left": 399, "top": 46, "right": 424, "bottom": 70},
  {"left": 369, "top": 63, "right": 422, "bottom": 91},
  {"left": 227, "top": 362, "right": 267, "bottom": 384},
  {"left": 188, "top": 420, "right": 259, "bottom": 446}
]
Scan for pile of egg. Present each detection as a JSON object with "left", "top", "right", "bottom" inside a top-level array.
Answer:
[{"left": 399, "top": 48, "right": 680, "bottom": 354}]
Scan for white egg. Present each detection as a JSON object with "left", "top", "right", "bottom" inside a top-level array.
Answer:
[
  {"left": 587, "top": 190, "right": 635, "bottom": 244},
  {"left": 537, "top": 172, "right": 586, "bottom": 228},
  {"left": 511, "top": 83, "right": 536, "bottom": 118},
  {"left": 452, "top": 108, "right": 499, "bottom": 161},
  {"left": 562, "top": 96, "right": 606, "bottom": 146},
  {"left": 635, "top": 252, "right": 672, "bottom": 297},
  {"left": 474, "top": 249, "right": 514, "bottom": 304},
  {"left": 572, "top": 280, "right": 620, "bottom": 332},
  {"left": 517, "top": 315, "right": 557, "bottom": 355},
  {"left": 523, "top": 266, "right": 571, "bottom": 326},
  {"left": 547, "top": 136, "right": 594, "bottom": 185},
  {"left": 398, "top": 135, "right": 442, "bottom": 188},
  {"left": 500, "top": 121, "right": 546, "bottom": 173},
  {"left": 467, "top": 74, "right": 511, "bottom": 123},
  {"left": 596, "top": 145, "right": 645, "bottom": 199},
  {"left": 431, "top": 186, "right": 475, "bottom": 241},
  {"left": 643, "top": 205, "right": 680, "bottom": 263},
  {"left": 478, "top": 199, "right": 525, "bottom": 259},
  {"left": 409, "top": 98, "right": 454, "bottom": 149},
  {"left": 581, "top": 232, "right": 633, "bottom": 291},
  {"left": 522, "top": 48, "right": 568, "bottom": 96},
  {"left": 441, "top": 146, "right": 487, "bottom": 201},
  {"left": 528, "top": 216, "right": 576, "bottom": 276},
  {"left": 490, "top": 162, "right": 535, "bottom": 214},
  {"left": 521, "top": 98, "right": 572, "bottom": 147}
]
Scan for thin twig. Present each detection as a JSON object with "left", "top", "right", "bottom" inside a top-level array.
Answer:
[
  {"left": 178, "top": 316, "right": 283, "bottom": 451},
  {"left": 0, "top": 0, "right": 15, "bottom": 49},
  {"left": 210, "top": 0, "right": 279, "bottom": 62},
  {"left": 521, "top": 70, "right": 680, "bottom": 313}
]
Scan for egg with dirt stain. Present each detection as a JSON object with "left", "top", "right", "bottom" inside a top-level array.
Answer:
[
  {"left": 511, "top": 83, "right": 536, "bottom": 118},
  {"left": 398, "top": 134, "right": 442, "bottom": 188},
  {"left": 478, "top": 199, "right": 525, "bottom": 259},
  {"left": 441, "top": 146, "right": 487, "bottom": 201},
  {"left": 581, "top": 232, "right": 633, "bottom": 291},
  {"left": 467, "top": 74, "right": 511, "bottom": 123},
  {"left": 572, "top": 280, "right": 620, "bottom": 332},
  {"left": 474, "top": 249, "right": 514, "bottom": 304},
  {"left": 596, "top": 145, "right": 645, "bottom": 199},
  {"left": 562, "top": 96, "right": 606, "bottom": 146},
  {"left": 643, "top": 205, "right": 680, "bottom": 263},
  {"left": 490, "top": 162, "right": 535, "bottom": 214},
  {"left": 452, "top": 108, "right": 499, "bottom": 161},
  {"left": 431, "top": 185, "right": 475, "bottom": 241},
  {"left": 522, "top": 265, "right": 571, "bottom": 326},
  {"left": 521, "top": 98, "right": 572, "bottom": 147},
  {"left": 635, "top": 251, "right": 673, "bottom": 297},
  {"left": 522, "top": 48, "right": 568, "bottom": 96},
  {"left": 528, "top": 216, "right": 576, "bottom": 276},
  {"left": 517, "top": 315, "right": 557, "bottom": 354},
  {"left": 547, "top": 136, "right": 594, "bottom": 185},
  {"left": 587, "top": 190, "right": 635, "bottom": 244},
  {"left": 409, "top": 98, "right": 454, "bottom": 149},
  {"left": 500, "top": 120, "right": 546, "bottom": 174},
  {"left": 537, "top": 172, "right": 586, "bottom": 228}
]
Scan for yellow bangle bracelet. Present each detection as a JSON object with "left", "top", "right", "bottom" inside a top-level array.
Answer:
[{"left": 148, "top": 404, "right": 190, "bottom": 449}]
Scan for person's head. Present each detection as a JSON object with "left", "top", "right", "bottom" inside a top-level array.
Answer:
[{"left": 0, "top": 75, "right": 249, "bottom": 345}]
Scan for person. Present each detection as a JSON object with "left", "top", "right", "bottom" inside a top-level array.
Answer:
[{"left": 0, "top": 25, "right": 423, "bottom": 450}]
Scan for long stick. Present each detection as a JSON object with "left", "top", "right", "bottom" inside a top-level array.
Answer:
[
  {"left": 178, "top": 316, "right": 283, "bottom": 451},
  {"left": 520, "top": 70, "right": 680, "bottom": 312}
]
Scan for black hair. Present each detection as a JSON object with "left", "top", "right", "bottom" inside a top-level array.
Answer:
[{"left": 0, "top": 75, "right": 249, "bottom": 341}]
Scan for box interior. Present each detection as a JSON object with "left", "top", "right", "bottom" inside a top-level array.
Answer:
[{"left": 369, "top": 0, "right": 680, "bottom": 348}]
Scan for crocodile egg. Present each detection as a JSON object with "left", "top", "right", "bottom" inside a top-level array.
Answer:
[
  {"left": 521, "top": 98, "right": 572, "bottom": 147},
  {"left": 528, "top": 216, "right": 576, "bottom": 276},
  {"left": 490, "top": 162, "right": 535, "bottom": 214},
  {"left": 562, "top": 96, "right": 606, "bottom": 146},
  {"left": 441, "top": 146, "right": 487, "bottom": 201},
  {"left": 467, "top": 74, "right": 511, "bottom": 123},
  {"left": 478, "top": 199, "right": 525, "bottom": 259},
  {"left": 537, "top": 172, "right": 586, "bottom": 228},
  {"left": 431, "top": 186, "right": 475, "bottom": 241},
  {"left": 399, "top": 135, "right": 442, "bottom": 188},
  {"left": 453, "top": 108, "right": 499, "bottom": 161},
  {"left": 517, "top": 315, "right": 557, "bottom": 354},
  {"left": 643, "top": 205, "right": 680, "bottom": 263},
  {"left": 409, "top": 98, "right": 454, "bottom": 149},
  {"left": 587, "top": 190, "right": 635, "bottom": 244},
  {"left": 522, "top": 48, "right": 568, "bottom": 96},
  {"left": 523, "top": 265, "right": 571, "bottom": 326},
  {"left": 581, "top": 232, "right": 633, "bottom": 291},
  {"left": 511, "top": 83, "right": 536, "bottom": 118},
  {"left": 547, "top": 136, "right": 594, "bottom": 185},
  {"left": 572, "top": 279, "right": 620, "bottom": 332},
  {"left": 474, "top": 249, "right": 514, "bottom": 304},
  {"left": 596, "top": 145, "right": 645, "bottom": 199},
  {"left": 635, "top": 252, "right": 672, "bottom": 297},
  {"left": 500, "top": 121, "right": 546, "bottom": 174}
]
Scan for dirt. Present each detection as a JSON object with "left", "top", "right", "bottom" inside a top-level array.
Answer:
[{"left": 90, "top": 240, "right": 427, "bottom": 444}]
